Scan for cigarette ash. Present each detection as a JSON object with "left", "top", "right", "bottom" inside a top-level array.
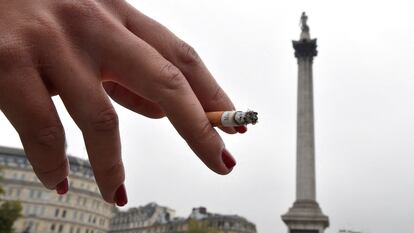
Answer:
[
  {"left": 243, "top": 110, "right": 258, "bottom": 125},
  {"left": 234, "top": 110, "right": 258, "bottom": 125}
]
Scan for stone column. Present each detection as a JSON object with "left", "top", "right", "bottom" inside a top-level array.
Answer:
[{"left": 281, "top": 13, "right": 329, "bottom": 233}]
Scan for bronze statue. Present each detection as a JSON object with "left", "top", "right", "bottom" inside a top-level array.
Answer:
[{"left": 300, "top": 12, "right": 309, "bottom": 33}]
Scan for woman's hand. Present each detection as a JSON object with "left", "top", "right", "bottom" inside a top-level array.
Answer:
[{"left": 0, "top": 0, "right": 239, "bottom": 206}]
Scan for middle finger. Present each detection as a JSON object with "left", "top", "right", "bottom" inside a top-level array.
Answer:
[{"left": 99, "top": 24, "right": 236, "bottom": 175}]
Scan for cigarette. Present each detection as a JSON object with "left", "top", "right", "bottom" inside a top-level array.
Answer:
[{"left": 207, "top": 110, "right": 258, "bottom": 127}]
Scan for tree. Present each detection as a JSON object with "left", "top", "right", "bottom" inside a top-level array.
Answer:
[
  {"left": 187, "top": 220, "right": 219, "bottom": 233},
  {"left": 0, "top": 168, "right": 22, "bottom": 233}
]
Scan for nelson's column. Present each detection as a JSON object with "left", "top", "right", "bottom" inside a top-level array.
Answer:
[{"left": 281, "top": 12, "right": 329, "bottom": 233}]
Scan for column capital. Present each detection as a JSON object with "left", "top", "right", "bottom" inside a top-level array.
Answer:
[{"left": 292, "top": 39, "right": 318, "bottom": 58}]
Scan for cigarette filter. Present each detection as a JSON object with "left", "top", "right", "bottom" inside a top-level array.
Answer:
[{"left": 207, "top": 110, "right": 258, "bottom": 127}]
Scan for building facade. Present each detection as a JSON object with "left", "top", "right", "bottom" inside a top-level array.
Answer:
[
  {"left": 0, "top": 146, "right": 114, "bottom": 233},
  {"left": 0, "top": 145, "right": 256, "bottom": 233},
  {"left": 110, "top": 202, "right": 176, "bottom": 233},
  {"left": 110, "top": 205, "right": 256, "bottom": 233}
]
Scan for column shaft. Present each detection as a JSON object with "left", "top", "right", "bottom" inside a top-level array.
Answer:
[{"left": 296, "top": 57, "right": 316, "bottom": 201}]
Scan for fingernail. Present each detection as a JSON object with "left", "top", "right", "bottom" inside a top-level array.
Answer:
[
  {"left": 222, "top": 149, "right": 236, "bottom": 170},
  {"left": 234, "top": 126, "right": 248, "bottom": 134},
  {"left": 114, "top": 184, "right": 128, "bottom": 206},
  {"left": 56, "top": 178, "right": 69, "bottom": 195}
]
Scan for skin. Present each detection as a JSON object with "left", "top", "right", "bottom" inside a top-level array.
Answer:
[{"left": 0, "top": 0, "right": 238, "bottom": 204}]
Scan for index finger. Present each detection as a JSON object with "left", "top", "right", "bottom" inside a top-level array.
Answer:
[{"left": 117, "top": 2, "right": 240, "bottom": 134}]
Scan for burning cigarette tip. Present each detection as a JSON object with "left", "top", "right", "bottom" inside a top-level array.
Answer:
[
  {"left": 243, "top": 110, "right": 259, "bottom": 125},
  {"left": 207, "top": 110, "right": 259, "bottom": 127}
]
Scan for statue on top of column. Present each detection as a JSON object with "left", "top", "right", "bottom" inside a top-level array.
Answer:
[
  {"left": 300, "top": 12, "right": 309, "bottom": 32},
  {"left": 299, "top": 12, "right": 311, "bottom": 40}
]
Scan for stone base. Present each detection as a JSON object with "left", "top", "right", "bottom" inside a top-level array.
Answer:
[{"left": 281, "top": 200, "right": 329, "bottom": 233}]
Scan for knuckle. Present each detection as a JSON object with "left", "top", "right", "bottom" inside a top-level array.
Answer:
[
  {"left": 100, "top": 0, "right": 128, "bottom": 21},
  {"left": 91, "top": 108, "right": 119, "bottom": 132},
  {"left": 0, "top": 42, "right": 19, "bottom": 59},
  {"left": 95, "top": 160, "right": 124, "bottom": 180},
  {"left": 54, "top": 0, "right": 108, "bottom": 32},
  {"left": 192, "top": 120, "right": 218, "bottom": 146},
  {"left": 177, "top": 40, "right": 201, "bottom": 66},
  {"left": 55, "top": 0, "right": 98, "bottom": 19},
  {"left": 210, "top": 86, "right": 227, "bottom": 105},
  {"left": 34, "top": 125, "right": 66, "bottom": 148},
  {"left": 35, "top": 158, "right": 68, "bottom": 177},
  {"left": 25, "top": 16, "right": 61, "bottom": 40},
  {"left": 158, "top": 63, "right": 187, "bottom": 92},
  {"left": 0, "top": 40, "right": 31, "bottom": 71}
]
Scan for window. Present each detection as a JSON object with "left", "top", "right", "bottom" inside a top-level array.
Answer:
[
  {"left": 29, "top": 189, "right": 35, "bottom": 198},
  {"left": 40, "top": 206, "right": 45, "bottom": 216},
  {"left": 32, "top": 206, "right": 39, "bottom": 215},
  {"left": 58, "top": 224, "right": 64, "bottom": 233},
  {"left": 24, "top": 205, "right": 30, "bottom": 215},
  {"left": 55, "top": 208, "right": 60, "bottom": 217},
  {"left": 62, "top": 210, "right": 67, "bottom": 218},
  {"left": 51, "top": 224, "right": 56, "bottom": 232},
  {"left": 14, "top": 188, "right": 20, "bottom": 197},
  {"left": 7, "top": 187, "right": 13, "bottom": 196}
]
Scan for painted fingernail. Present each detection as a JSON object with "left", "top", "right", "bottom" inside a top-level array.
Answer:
[
  {"left": 234, "top": 126, "right": 248, "bottom": 134},
  {"left": 114, "top": 184, "right": 128, "bottom": 207},
  {"left": 56, "top": 178, "right": 69, "bottom": 195},
  {"left": 222, "top": 149, "right": 236, "bottom": 170}
]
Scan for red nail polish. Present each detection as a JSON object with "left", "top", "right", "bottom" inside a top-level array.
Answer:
[
  {"left": 222, "top": 149, "right": 236, "bottom": 170},
  {"left": 56, "top": 178, "right": 69, "bottom": 195},
  {"left": 234, "top": 126, "right": 248, "bottom": 134},
  {"left": 114, "top": 184, "right": 128, "bottom": 206}
]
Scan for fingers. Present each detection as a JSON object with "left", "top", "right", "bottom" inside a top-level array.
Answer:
[
  {"left": 99, "top": 26, "right": 235, "bottom": 175},
  {"left": 43, "top": 54, "right": 126, "bottom": 204},
  {"left": 0, "top": 67, "right": 68, "bottom": 190},
  {"left": 102, "top": 81, "right": 165, "bottom": 119},
  {"left": 121, "top": 3, "right": 238, "bottom": 134}
]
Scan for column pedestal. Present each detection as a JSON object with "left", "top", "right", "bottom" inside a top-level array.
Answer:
[{"left": 282, "top": 200, "right": 329, "bottom": 233}]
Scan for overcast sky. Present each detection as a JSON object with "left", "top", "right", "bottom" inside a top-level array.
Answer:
[{"left": 1, "top": 1, "right": 414, "bottom": 233}]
